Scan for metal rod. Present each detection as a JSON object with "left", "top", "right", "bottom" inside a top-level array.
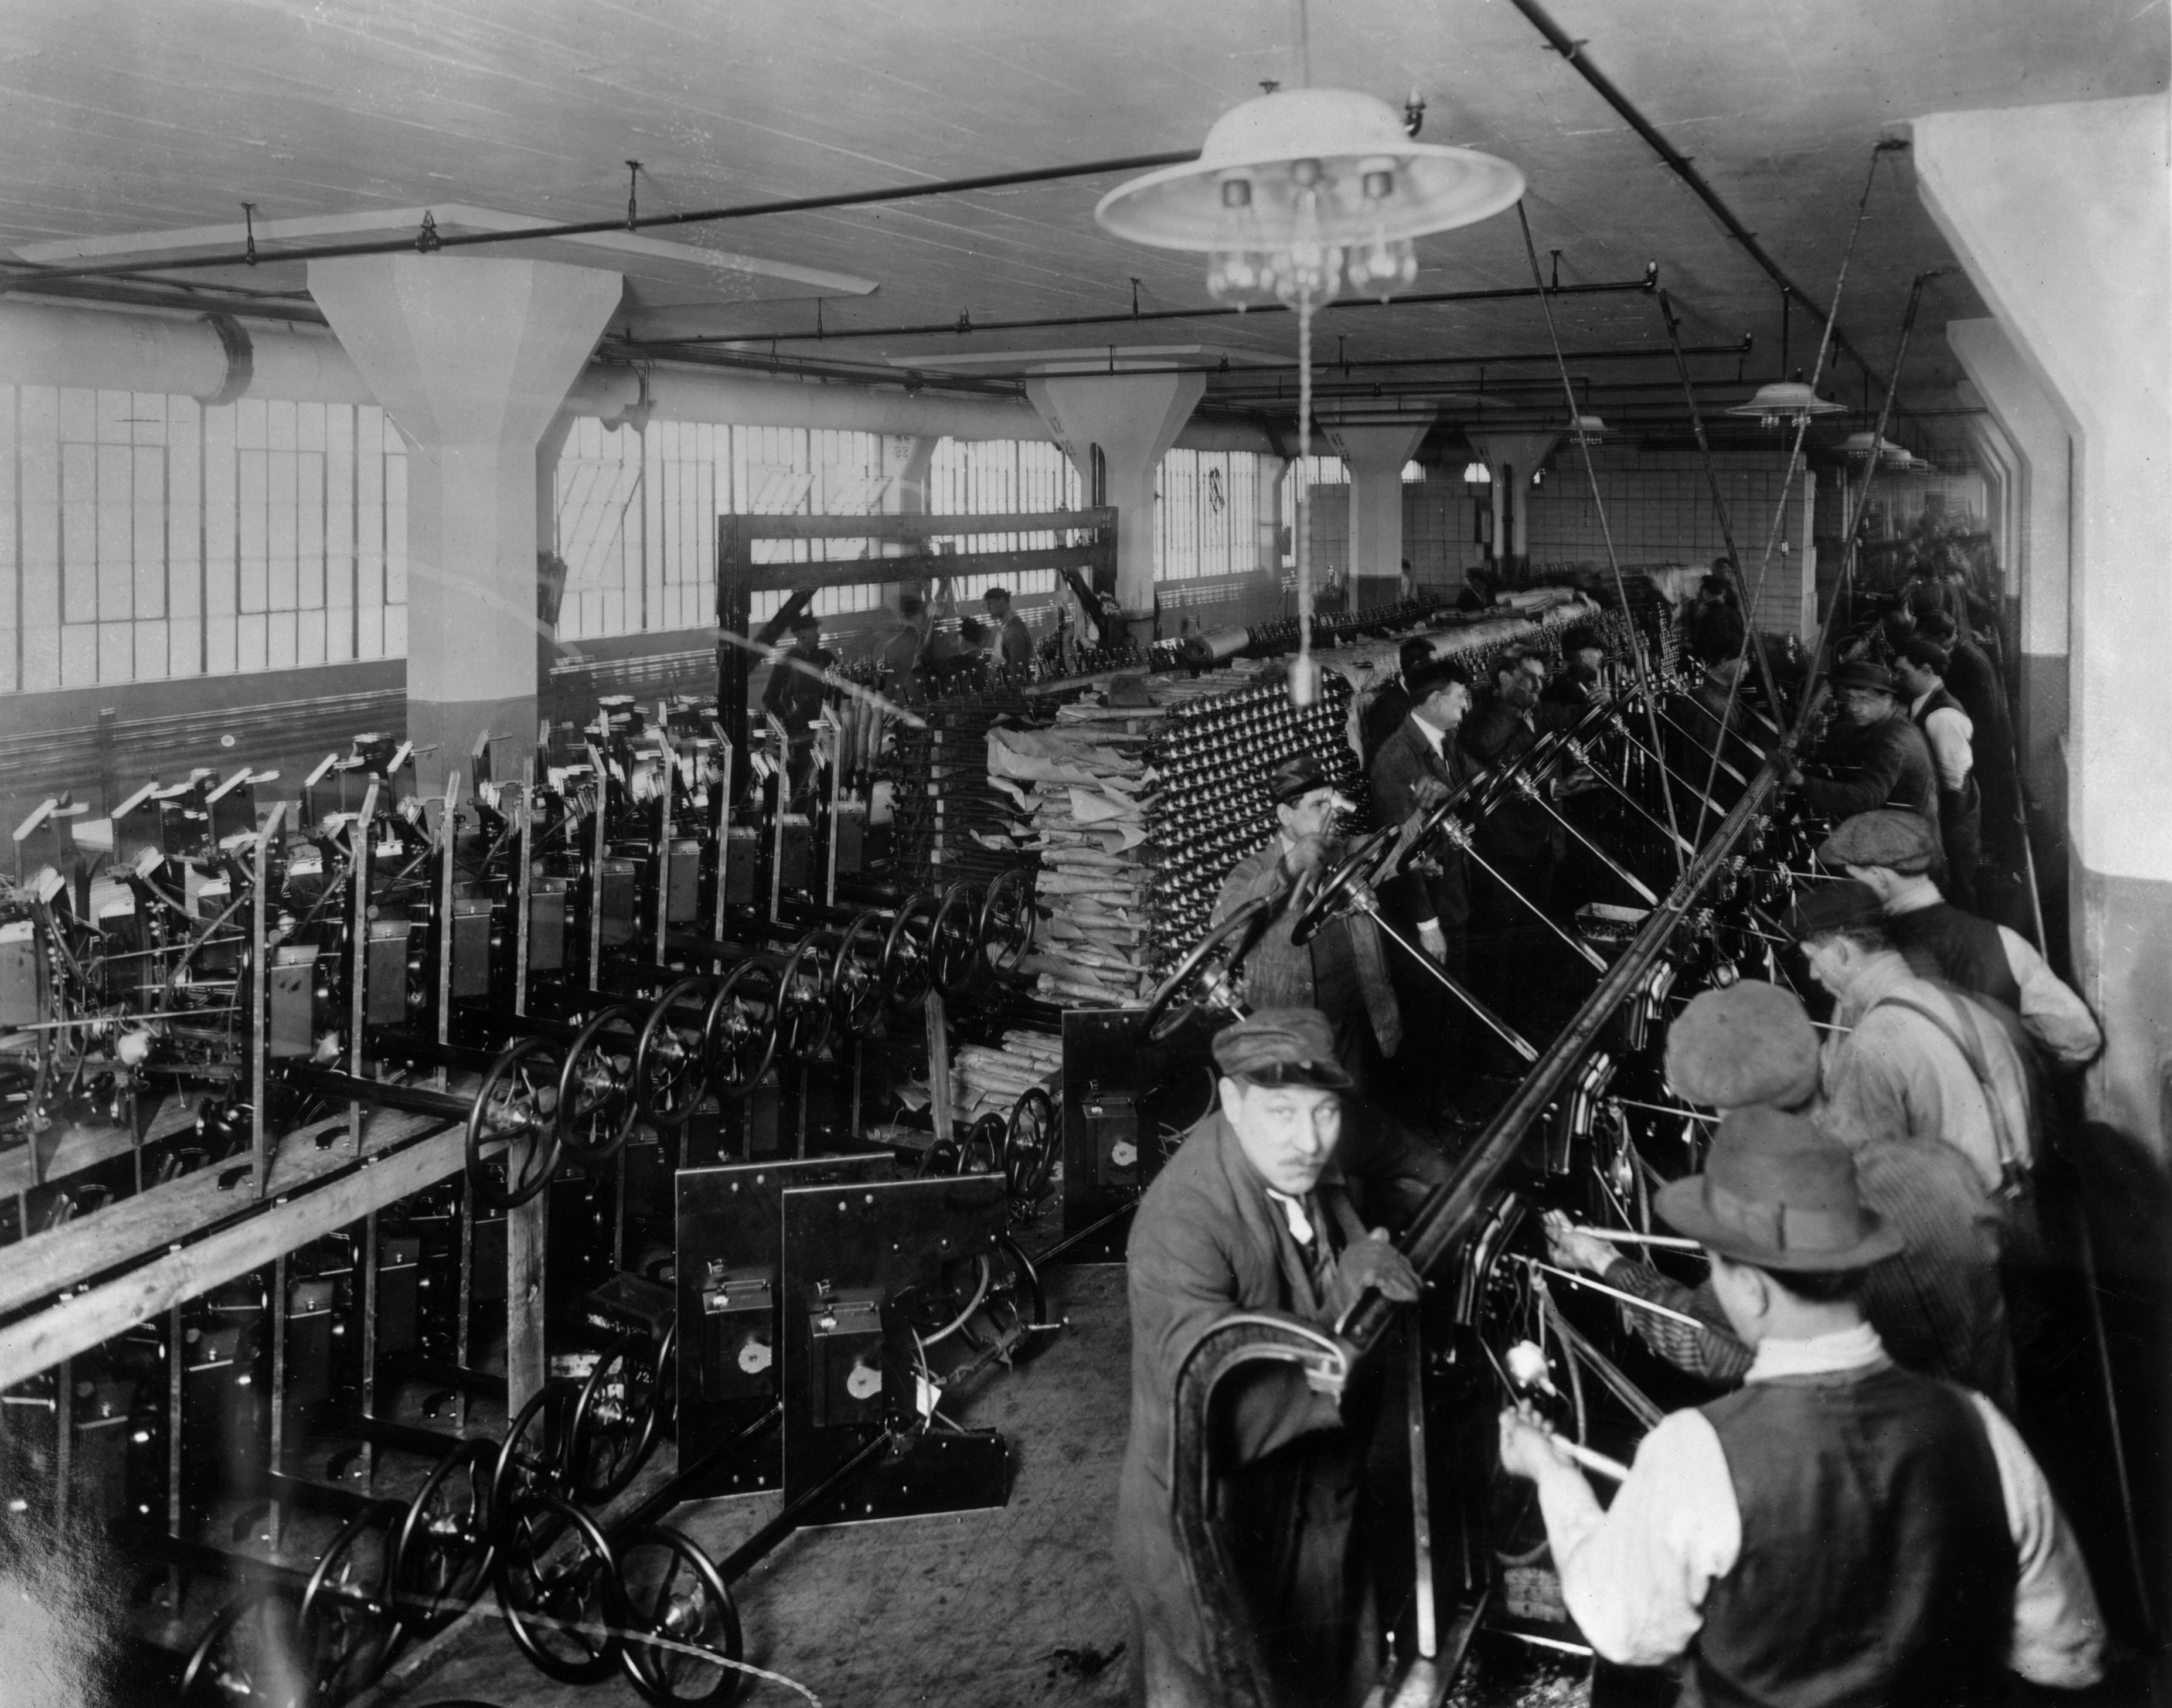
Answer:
[
  {"left": 1575, "top": 1226, "right": 1703, "bottom": 1251},
  {"left": 1508, "top": 774, "right": 1660, "bottom": 904},
  {"left": 1514, "top": 1256, "right": 1704, "bottom": 1326},
  {"left": 1366, "top": 907, "right": 1538, "bottom": 1063},
  {"left": 1454, "top": 831, "right": 1608, "bottom": 973},
  {"left": 716, "top": 1425, "right": 896, "bottom": 1583},
  {"left": 349, "top": 784, "right": 376, "bottom": 1155},
  {"left": 1406, "top": 1312, "right": 1437, "bottom": 1659},
  {"left": 249, "top": 802, "right": 282, "bottom": 1200},
  {"left": 3, "top": 150, "right": 1208, "bottom": 285},
  {"left": 513, "top": 764, "right": 533, "bottom": 1020},
  {"left": 1562, "top": 737, "right": 1697, "bottom": 854}
]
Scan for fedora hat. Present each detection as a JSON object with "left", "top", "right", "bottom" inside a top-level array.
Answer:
[{"left": 1654, "top": 1107, "right": 1903, "bottom": 1273}]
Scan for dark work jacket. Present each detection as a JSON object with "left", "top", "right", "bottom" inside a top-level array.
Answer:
[
  {"left": 1689, "top": 1363, "right": 2017, "bottom": 1708},
  {"left": 758, "top": 644, "right": 833, "bottom": 736},
  {"left": 1686, "top": 599, "right": 1747, "bottom": 665},
  {"left": 1888, "top": 901, "right": 2023, "bottom": 1010},
  {"left": 997, "top": 612, "right": 1034, "bottom": 672},
  {"left": 1360, "top": 680, "right": 1413, "bottom": 764},
  {"left": 1115, "top": 1106, "right": 1449, "bottom": 1693},
  {"left": 1943, "top": 638, "right": 2013, "bottom": 781},
  {"left": 1460, "top": 694, "right": 1575, "bottom": 869},
  {"left": 1368, "top": 713, "right": 1476, "bottom": 930},
  {"left": 1800, "top": 710, "right": 1938, "bottom": 823}
]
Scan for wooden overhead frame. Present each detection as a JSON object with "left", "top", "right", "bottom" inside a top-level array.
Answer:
[{"left": 713, "top": 507, "right": 1120, "bottom": 754}]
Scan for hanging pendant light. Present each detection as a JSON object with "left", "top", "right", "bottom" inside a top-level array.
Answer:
[
  {"left": 1097, "top": 84, "right": 1523, "bottom": 706},
  {"left": 1565, "top": 411, "right": 1608, "bottom": 440},
  {"left": 1727, "top": 379, "right": 1843, "bottom": 430},
  {"left": 1095, "top": 88, "right": 1525, "bottom": 305},
  {"left": 1840, "top": 431, "right": 1925, "bottom": 469}
]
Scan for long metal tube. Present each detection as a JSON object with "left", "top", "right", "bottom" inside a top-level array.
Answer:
[
  {"left": 1365, "top": 906, "right": 1538, "bottom": 1063},
  {"left": 0, "top": 150, "right": 1204, "bottom": 287}
]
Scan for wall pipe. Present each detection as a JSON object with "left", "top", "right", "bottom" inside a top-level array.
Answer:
[
  {"left": 1503, "top": 0, "right": 1894, "bottom": 404},
  {"left": 668, "top": 264, "right": 1662, "bottom": 347}
]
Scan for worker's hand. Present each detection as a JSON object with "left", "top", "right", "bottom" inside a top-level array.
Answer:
[
  {"left": 1417, "top": 921, "right": 1449, "bottom": 962},
  {"left": 1281, "top": 833, "right": 1330, "bottom": 877},
  {"left": 1543, "top": 1210, "right": 1621, "bottom": 1277},
  {"left": 1498, "top": 1405, "right": 1575, "bottom": 1481},
  {"left": 1412, "top": 775, "right": 1454, "bottom": 813},
  {"left": 1332, "top": 1227, "right": 1422, "bottom": 1319}
]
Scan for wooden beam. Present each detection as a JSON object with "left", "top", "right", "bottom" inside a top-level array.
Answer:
[
  {"left": 727, "top": 508, "right": 1112, "bottom": 542},
  {"left": 506, "top": 1192, "right": 547, "bottom": 1416},
  {"left": 0, "top": 1118, "right": 468, "bottom": 1388},
  {"left": 0, "top": 1094, "right": 203, "bottom": 1198},
  {"left": 0, "top": 1107, "right": 444, "bottom": 1320},
  {"left": 741, "top": 543, "right": 1109, "bottom": 593}
]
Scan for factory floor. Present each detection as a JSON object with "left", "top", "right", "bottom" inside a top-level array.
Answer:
[{"left": 365, "top": 1255, "right": 1593, "bottom": 1708}]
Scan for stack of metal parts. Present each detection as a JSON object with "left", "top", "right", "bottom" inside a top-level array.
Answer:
[
  {"left": 949, "top": 1029, "right": 1063, "bottom": 1121},
  {"left": 1145, "top": 670, "right": 1363, "bottom": 968}
]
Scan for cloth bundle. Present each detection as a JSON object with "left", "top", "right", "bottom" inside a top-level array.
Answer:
[{"left": 950, "top": 1029, "right": 1064, "bottom": 1121}]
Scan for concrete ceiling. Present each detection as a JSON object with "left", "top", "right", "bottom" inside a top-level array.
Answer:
[{"left": 0, "top": 0, "right": 2162, "bottom": 460}]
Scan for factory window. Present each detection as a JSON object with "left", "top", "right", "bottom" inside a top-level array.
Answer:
[
  {"left": 0, "top": 386, "right": 409, "bottom": 694},
  {"left": 1155, "top": 449, "right": 1258, "bottom": 581},
  {"left": 920, "top": 438, "right": 1080, "bottom": 609}
]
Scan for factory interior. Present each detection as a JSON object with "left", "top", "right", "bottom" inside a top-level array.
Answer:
[{"left": 0, "top": 4, "right": 2168, "bottom": 1705}]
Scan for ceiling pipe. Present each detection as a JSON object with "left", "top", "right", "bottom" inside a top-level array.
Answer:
[
  {"left": 666, "top": 263, "right": 1661, "bottom": 347},
  {"left": 1504, "top": 0, "right": 1894, "bottom": 401},
  {"left": 0, "top": 149, "right": 1202, "bottom": 288}
]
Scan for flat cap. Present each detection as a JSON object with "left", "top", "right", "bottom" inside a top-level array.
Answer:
[
  {"left": 1818, "top": 809, "right": 1940, "bottom": 875},
  {"left": 1211, "top": 1008, "right": 1353, "bottom": 1091},
  {"left": 1266, "top": 753, "right": 1335, "bottom": 805},
  {"left": 1664, "top": 981, "right": 1821, "bottom": 1111},
  {"left": 1783, "top": 879, "right": 1887, "bottom": 942},
  {"left": 787, "top": 610, "right": 823, "bottom": 634},
  {"left": 1831, "top": 658, "right": 1895, "bottom": 693}
]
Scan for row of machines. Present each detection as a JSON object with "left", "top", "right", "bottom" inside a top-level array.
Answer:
[{"left": 0, "top": 690, "right": 1074, "bottom": 1705}]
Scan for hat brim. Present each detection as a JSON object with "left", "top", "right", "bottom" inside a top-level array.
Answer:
[
  {"left": 1225, "top": 1059, "right": 1355, "bottom": 1093},
  {"left": 1653, "top": 1175, "right": 1907, "bottom": 1273},
  {"left": 1814, "top": 831, "right": 1932, "bottom": 876}
]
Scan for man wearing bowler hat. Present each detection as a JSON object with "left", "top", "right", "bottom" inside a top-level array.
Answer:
[
  {"left": 1500, "top": 1107, "right": 2103, "bottom": 1704},
  {"left": 1118, "top": 1009, "right": 1452, "bottom": 1708},
  {"left": 1210, "top": 756, "right": 1401, "bottom": 1091},
  {"left": 1782, "top": 656, "right": 1939, "bottom": 828},
  {"left": 1544, "top": 979, "right": 2014, "bottom": 1408}
]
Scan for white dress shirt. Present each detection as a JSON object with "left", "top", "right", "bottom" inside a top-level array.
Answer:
[
  {"left": 1531, "top": 1324, "right": 2104, "bottom": 1687},
  {"left": 1885, "top": 879, "right": 2103, "bottom": 1065},
  {"left": 1408, "top": 712, "right": 1454, "bottom": 935},
  {"left": 1909, "top": 688, "right": 1976, "bottom": 791}
]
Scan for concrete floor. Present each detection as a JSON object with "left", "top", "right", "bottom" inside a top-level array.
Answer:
[{"left": 374, "top": 1263, "right": 1138, "bottom": 1708}]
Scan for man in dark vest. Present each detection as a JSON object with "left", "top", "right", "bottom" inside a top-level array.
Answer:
[
  {"left": 1501, "top": 1105, "right": 2104, "bottom": 1704},
  {"left": 985, "top": 585, "right": 1034, "bottom": 676},
  {"left": 1817, "top": 809, "right": 2101, "bottom": 1068},
  {"left": 1118, "top": 1009, "right": 1449, "bottom": 1708},
  {"left": 1892, "top": 637, "right": 1982, "bottom": 908},
  {"left": 1783, "top": 657, "right": 1938, "bottom": 829},
  {"left": 1210, "top": 754, "right": 1401, "bottom": 1092},
  {"left": 1360, "top": 635, "right": 1436, "bottom": 763}
]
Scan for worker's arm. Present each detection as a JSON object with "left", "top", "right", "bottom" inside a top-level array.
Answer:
[
  {"left": 1502, "top": 1406, "right": 1740, "bottom": 1668},
  {"left": 1600, "top": 1261, "right": 1752, "bottom": 1387},
  {"left": 1965, "top": 1394, "right": 2106, "bottom": 1688},
  {"left": 1127, "top": 1190, "right": 1342, "bottom": 1466},
  {"left": 1996, "top": 925, "right": 2103, "bottom": 1066},
  {"left": 1800, "top": 734, "right": 1904, "bottom": 819}
]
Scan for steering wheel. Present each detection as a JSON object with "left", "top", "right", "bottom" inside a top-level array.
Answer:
[
  {"left": 701, "top": 960, "right": 779, "bottom": 1101},
  {"left": 927, "top": 881, "right": 985, "bottom": 994},
  {"left": 976, "top": 867, "right": 1034, "bottom": 978},
  {"left": 554, "top": 1004, "right": 642, "bottom": 1163},
  {"left": 828, "top": 910, "right": 887, "bottom": 1037},
  {"left": 772, "top": 934, "right": 836, "bottom": 1064},
  {"left": 1002, "top": 1086, "right": 1058, "bottom": 1205},
  {"left": 465, "top": 1036, "right": 561, "bottom": 1214},
  {"left": 632, "top": 978, "right": 714, "bottom": 1131},
  {"left": 1289, "top": 826, "right": 1400, "bottom": 948},
  {"left": 1138, "top": 896, "right": 1274, "bottom": 1043},
  {"left": 879, "top": 890, "right": 939, "bottom": 1009}
]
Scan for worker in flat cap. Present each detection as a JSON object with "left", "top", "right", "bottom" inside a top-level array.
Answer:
[
  {"left": 1820, "top": 809, "right": 2100, "bottom": 1067},
  {"left": 1369, "top": 654, "right": 1482, "bottom": 1110},
  {"left": 1782, "top": 657, "right": 1940, "bottom": 832},
  {"left": 1502, "top": 1107, "right": 2103, "bottom": 1704},
  {"left": 1785, "top": 881, "right": 2037, "bottom": 1209},
  {"left": 1210, "top": 754, "right": 1401, "bottom": 1093},
  {"left": 1543, "top": 625, "right": 1609, "bottom": 708},
  {"left": 1543, "top": 978, "right": 2016, "bottom": 1408},
  {"left": 1118, "top": 1008, "right": 1453, "bottom": 1708}
]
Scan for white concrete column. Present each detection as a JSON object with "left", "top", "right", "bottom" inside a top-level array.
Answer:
[
  {"left": 1914, "top": 94, "right": 2172, "bottom": 1148},
  {"left": 1471, "top": 432, "right": 1561, "bottom": 571},
  {"left": 1257, "top": 455, "right": 1288, "bottom": 578},
  {"left": 310, "top": 255, "right": 622, "bottom": 790},
  {"left": 1026, "top": 372, "right": 1204, "bottom": 615},
  {"left": 1324, "top": 421, "right": 1431, "bottom": 608}
]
